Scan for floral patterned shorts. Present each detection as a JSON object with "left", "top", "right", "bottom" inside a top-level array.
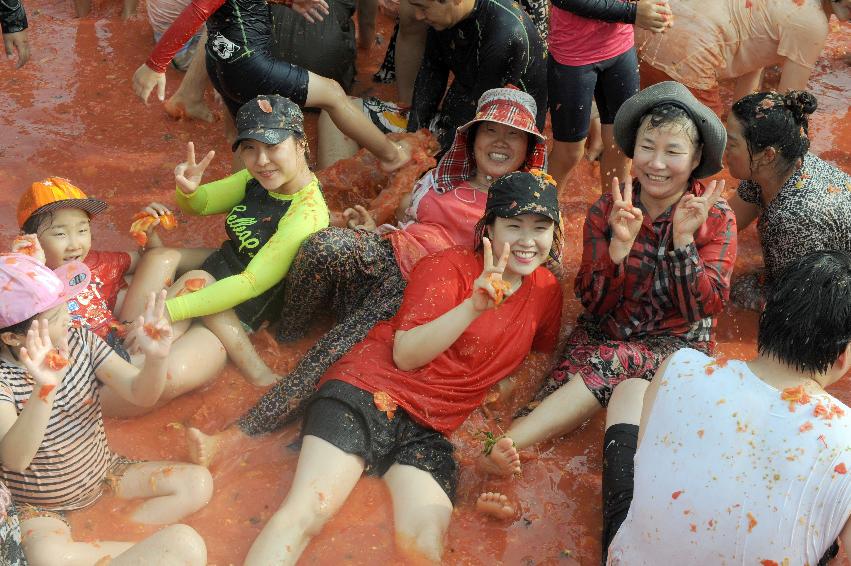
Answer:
[{"left": 522, "top": 319, "right": 710, "bottom": 410}]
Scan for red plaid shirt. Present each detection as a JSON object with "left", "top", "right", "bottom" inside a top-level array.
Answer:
[{"left": 575, "top": 180, "right": 737, "bottom": 343}]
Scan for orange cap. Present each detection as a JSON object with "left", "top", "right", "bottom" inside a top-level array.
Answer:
[{"left": 17, "top": 177, "right": 107, "bottom": 229}]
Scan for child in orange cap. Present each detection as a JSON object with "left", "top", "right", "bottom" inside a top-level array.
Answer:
[{"left": 14, "top": 177, "right": 280, "bottom": 417}]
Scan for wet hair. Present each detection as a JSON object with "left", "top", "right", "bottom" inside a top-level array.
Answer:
[
  {"left": 731, "top": 91, "right": 817, "bottom": 176},
  {"left": 472, "top": 210, "right": 563, "bottom": 264},
  {"left": 758, "top": 250, "right": 851, "bottom": 374},
  {"left": 637, "top": 103, "right": 702, "bottom": 151},
  {"left": 21, "top": 209, "right": 92, "bottom": 235},
  {"left": 467, "top": 122, "right": 537, "bottom": 165}
]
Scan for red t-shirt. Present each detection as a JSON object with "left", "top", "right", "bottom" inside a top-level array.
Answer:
[
  {"left": 319, "top": 246, "right": 563, "bottom": 435},
  {"left": 387, "top": 182, "right": 486, "bottom": 279},
  {"left": 548, "top": 6, "right": 634, "bottom": 67},
  {"left": 68, "top": 251, "right": 132, "bottom": 337}
]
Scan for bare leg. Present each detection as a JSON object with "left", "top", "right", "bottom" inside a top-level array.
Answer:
[
  {"left": 122, "top": 0, "right": 138, "bottom": 19},
  {"left": 21, "top": 518, "right": 206, "bottom": 566},
  {"left": 599, "top": 124, "right": 630, "bottom": 193},
  {"left": 395, "top": 0, "right": 427, "bottom": 105},
  {"left": 243, "top": 435, "right": 365, "bottom": 566},
  {"left": 548, "top": 139, "right": 585, "bottom": 192},
  {"left": 605, "top": 378, "right": 648, "bottom": 430},
  {"left": 357, "top": 0, "right": 378, "bottom": 51},
  {"left": 164, "top": 30, "right": 215, "bottom": 123},
  {"left": 201, "top": 306, "right": 281, "bottom": 386},
  {"left": 117, "top": 247, "right": 215, "bottom": 322},
  {"left": 475, "top": 492, "right": 515, "bottom": 520},
  {"left": 116, "top": 462, "right": 213, "bottom": 524},
  {"left": 475, "top": 436, "right": 520, "bottom": 477},
  {"left": 585, "top": 105, "right": 604, "bottom": 161},
  {"left": 317, "top": 104, "right": 361, "bottom": 169},
  {"left": 100, "top": 323, "right": 227, "bottom": 418},
  {"left": 384, "top": 463, "right": 453, "bottom": 563},
  {"left": 306, "top": 73, "right": 409, "bottom": 171},
  {"left": 74, "top": 0, "right": 91, "bottom": 17},
  {"left": 506, "top": 375, "right": 601, "bottom": 450}
]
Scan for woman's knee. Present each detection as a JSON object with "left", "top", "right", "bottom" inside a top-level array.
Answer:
[
  {"left": 179, "top": 270, "right": 217, "bottom": 285},
  {"left": 175, "top": 465, "right": 214, "bottom": 508},
  {"left": 141, "top": 246, "right": 182, "bottom": 269},
  {"left": 20, "top": 518, "right": 73, "bottom": 566},
  {"left": 154, "top": 524, "right": 208, "bottom": 565}
]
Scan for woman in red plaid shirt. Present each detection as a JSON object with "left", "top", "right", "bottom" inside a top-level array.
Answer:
[{"left": 478, "top": 82, "right": 737, "bottom": 479}]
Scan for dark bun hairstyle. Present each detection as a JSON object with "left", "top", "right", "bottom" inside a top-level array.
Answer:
[{"left": 730, "top": 90, "right": 817, "bottom": 173}]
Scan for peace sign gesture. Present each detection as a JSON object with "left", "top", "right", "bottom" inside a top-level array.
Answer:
[
  {"left": 672, "top": 179, "right": 725, "bottom": 248},
  {"left": 471, "top": 237, "right": 515, "bottom": 312},
  {"left": 608, "top": 177, "right": 643, "bottom": 264},
  {"left": 174, "top": 142, "right": 216, "bottom": 195}
]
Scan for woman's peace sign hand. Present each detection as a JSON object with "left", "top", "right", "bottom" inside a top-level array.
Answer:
[
  {"left": 471, "top": 237, "right": 515, "bottom": 313},
  {"left": 608, "top": 176, "right": 643, "bottom": 264},
  {"left": 672, "top": 179, "right": 725, "bottom": 248},
  {"left": 174, "top": 142, "right": 216, "bottom": 195}
]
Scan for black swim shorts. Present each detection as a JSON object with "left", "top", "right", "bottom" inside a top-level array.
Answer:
[{"left": 302, "top": 380, "right": 458, "bottom": 500}]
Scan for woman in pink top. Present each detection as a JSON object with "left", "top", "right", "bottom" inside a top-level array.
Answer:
[
  {"left": 183, "top": 87, "right": 548, "bottom": 465},
  {"left": 547, "top": 0, "right": 671, "bottom": 192}
]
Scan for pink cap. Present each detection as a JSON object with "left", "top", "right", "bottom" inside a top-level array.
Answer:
[{"left": 0, "top": 254, "right": 91, "bottom": 328}]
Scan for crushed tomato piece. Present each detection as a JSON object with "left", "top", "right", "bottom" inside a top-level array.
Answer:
[
  {"left": 44, "top": 350, "right": 69, "bottom": 371},
  {"left": 13, "top": 236, "right": 37, "bottom": 255},
  {"left": 373, "top": 391, "right": 397, "bottom": 420},
  {"left": 799, "top": 421, "right": 813, "bottom": 433},
  {"left": 747, "top": 512, "right": 758, "bottom": 532},
  {"left": 37, "top": 384, "right": 56, "bottom": 400},
  {"left": 143, "top": 324, "right": 165, "bottom": 340},
  {"left": 486, "top": 274, "right": 512, "bottom": 307},
  {"left": 176, "top": 277, "right": 207, "bottom": 297},
  {"left": 671, "top": 490, "right": 684, "bottom": 500},
  {"left": 835, "top": 463, "right": 847, "bottom": 475},
  {"left": 780, "top": 385, "right": 811, "bottom": 412}
]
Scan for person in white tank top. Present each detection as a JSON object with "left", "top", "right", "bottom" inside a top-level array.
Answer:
[{"left": 602, "top": 250, "right": 851, "bottom": 565}]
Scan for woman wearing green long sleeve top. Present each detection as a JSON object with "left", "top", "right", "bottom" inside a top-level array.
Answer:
[{"left": 122, "top": 95, "right": 329, "bottom": 395}]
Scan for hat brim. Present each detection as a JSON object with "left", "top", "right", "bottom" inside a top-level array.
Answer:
[
  {"left": 232, "top": 129, "right": 296, "bottom": 152},
  {"left": 458, "top": 117, "right": 546, "bottom": 143},
  {"left": 613, "top": 81, "right": 726, "bottom": 179},
  {"left": 25, "top": 198, "right": 108, "bottom": 227},
  {"left": 43, "top": 261, "right": 92, "bottom": 312}
]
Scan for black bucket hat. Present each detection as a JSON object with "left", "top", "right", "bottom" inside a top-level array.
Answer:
[
  {"left": 613, "top": 81, "right": 726, "bottom": 179},
  {"left": 232, "top": 95, "right": 305, "bottom": 152},
  {"left": 486, "top": 170, "right": 560, "bottom": 223}
]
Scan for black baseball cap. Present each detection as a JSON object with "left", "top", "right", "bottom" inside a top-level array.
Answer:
[
  {"left": 232, "top": 95, "right": 305, "bottom": 152},
  {"left": 485, "top": 170, "right": 560, "bottom": 223}
]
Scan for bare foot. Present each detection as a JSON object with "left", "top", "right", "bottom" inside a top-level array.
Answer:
[
  {"left": 476, "top": 492, "right": 515, "bottom": 520},
  {"left": 379, "top": 140, "right": 412, "bottom": 173},
  {"left": 476, "top": 436, "right": 521, "bottom": 477},
  {"left": 244, "top": 370, "right": 282, "bottom": 388},
  {"left": 186, "top": 427, "right": 222, "bottom": 467},
  {"left": 164, "top": 95, "right": 215, "bottom": 123}
]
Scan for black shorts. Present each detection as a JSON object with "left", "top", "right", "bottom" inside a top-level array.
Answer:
[
  {"left": 548, "top": 48, "right": 639, "bottom": 142},
  {"left": 206, "top": 51, "right": 310, "bottom": 117},
  {"left": 201, "top": 250, "right": 286, "bottom": 331},
  {"left": 302, "top": 380, "right": 458, "bottom": 500}
]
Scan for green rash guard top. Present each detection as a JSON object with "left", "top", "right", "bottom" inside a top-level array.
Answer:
[{"left": 165, "top": 169, "right": 329, "bottom": 322}]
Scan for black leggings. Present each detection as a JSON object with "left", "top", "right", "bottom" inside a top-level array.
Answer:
[
  {"left": 548, "top": 47, "right": 639, "bottom": 142},
  {"left": 236, "top": 227, "right": 406, "bottom": 436},
  {"left": 206, "top": 51, "right": 310, "bottom": 117}
]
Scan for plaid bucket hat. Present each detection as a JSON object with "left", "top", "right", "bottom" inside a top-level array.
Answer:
[{"left": 432, "top": 87, "right": 547, "bottom": 193}]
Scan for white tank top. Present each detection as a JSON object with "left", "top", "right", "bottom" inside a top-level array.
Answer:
[{"left": 608, "top": 348, "right": 851, "bottom": 565}]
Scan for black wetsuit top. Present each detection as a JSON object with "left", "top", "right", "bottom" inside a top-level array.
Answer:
[
  {"left": 406, "top": 0, "right": 547, "bottom": 152},
  {"left": 0, "top": 0, "right": 27, "bottom": 34},
  {"left": 205, "top": 0, "right": 272, "bottom": 64}
]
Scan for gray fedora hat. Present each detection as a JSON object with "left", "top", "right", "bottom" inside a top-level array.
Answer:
[{"left": 613, "top": 81, "right": 726, "bottom": 179}]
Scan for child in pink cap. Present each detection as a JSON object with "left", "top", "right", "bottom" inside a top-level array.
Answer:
[{"left": 0, "top": 252, "right": 211, "bottom": 565}]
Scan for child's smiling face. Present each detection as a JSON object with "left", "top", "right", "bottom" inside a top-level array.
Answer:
[{"left": 35, "top": 208, "right": 92, "bottom": 269}]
